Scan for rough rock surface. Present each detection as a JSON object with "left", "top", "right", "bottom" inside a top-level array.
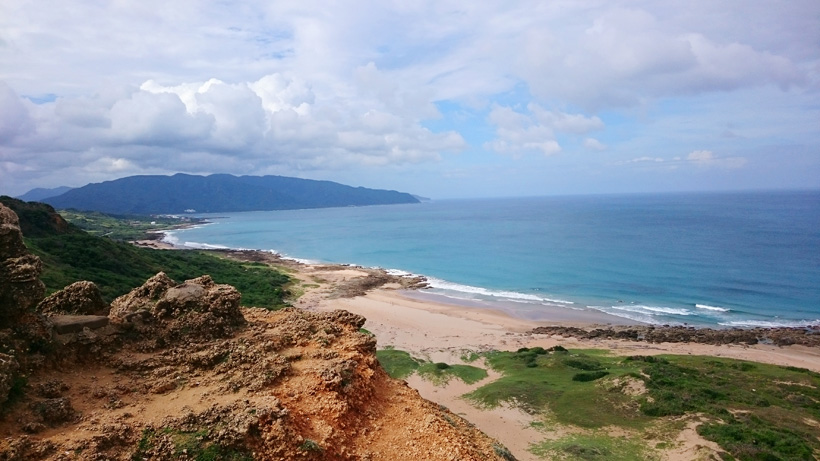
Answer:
[
  {"left": 37, "top": 281, "right": 109, "bottom": 316},
  {"left": 0, "top": 204, "right": 51, "bottom": 408},
  {"left": 0, "top": 302, "right": 513, "bottom": 460},
  {"left": 0, "top": 353, "right": 20, "bottom": 408},
  {"left": 109, "top": 272, "right": 245, "bottom": 343},
  {"left": 530, "top": 324, "right": 820, "bottom": 347},
  {"left": 0, "top": 203, "right": 46, "bottom": 327},
  {"left": 107, "top": 272, "right": 176, "bottom": 319}
]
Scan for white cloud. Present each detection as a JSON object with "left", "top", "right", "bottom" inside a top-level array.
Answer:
[
  {"left": 485, "top": 103, "right": 602, "bottom": 157},
  {"left": 0, "top": 68, "right": 466, "bottom": 188},
  {"left": 583, "top": 138, "right": 606, "bottom": 150},
  {"left": 619, "top": 151, "right": 747, "bottom": 169},
  {"left": 687, "top": 150, "right": 714, "bottom": 163},
  {"left": 686, "top": 150, "right": 747, "bottom": 168},
  {"left": 0, "top": 82, "right": 34, "bottom": 142}
]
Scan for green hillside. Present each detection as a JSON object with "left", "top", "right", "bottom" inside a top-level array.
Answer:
[{"left": 1, "top": 197, "right": 290, "bottom": 307}]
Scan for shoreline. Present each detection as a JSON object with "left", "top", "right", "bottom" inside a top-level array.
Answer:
[
  {"left": 141, "top": 227, "right": 820, "bottom": 335},
  {"left": 151, "top": 225, "right": 820, "bottom": 330},
  {"left": 135, "top": 243, "right": 820, "bottom": 460}
]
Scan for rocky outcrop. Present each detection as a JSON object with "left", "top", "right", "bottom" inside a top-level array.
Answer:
[
  {"left": 37, "top": 281, "right": 109, "bottom": 316},
  {"left": 108, "top": 272, "right": 176, "bottom": 318},
  {"left": 530, "top": 324, "right": 820, "bottom": 347},
  {"left": 0, "top": 304, "right": 514, "bottom": 460},
  {"left": 109, "top": 272, "right": 245, "bottom": 342},
  {"left": 0, "top": 353, "right": 20, "bottom": 408},
  {"left": 0, "top": 203, "right": 46, "bottom": 327},
  {"left": 0, "top": 204, "right": 51, "bottom": 409}
]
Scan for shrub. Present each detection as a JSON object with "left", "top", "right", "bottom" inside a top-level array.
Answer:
[{"left": 572, "top": 371, "right": 610, "bottom": 382}]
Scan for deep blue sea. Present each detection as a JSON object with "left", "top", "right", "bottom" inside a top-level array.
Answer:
[{"left": 165, "top": 190, "right": 820, "bottom": 328}]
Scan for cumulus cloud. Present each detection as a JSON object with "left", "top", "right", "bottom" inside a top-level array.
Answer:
[
  {"left": 485, "top": 103, "right": 602, "bottom": 157},
  {"left": 0, "top": 69, "right": 466, "bottom": 188}
]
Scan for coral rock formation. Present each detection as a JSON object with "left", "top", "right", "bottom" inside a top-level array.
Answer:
[
  {"left": 37, "top": 281, "right": 109, "bottom": 316},
  {"left": 0, "top": 203, "right": 46, "bottom": 327}
]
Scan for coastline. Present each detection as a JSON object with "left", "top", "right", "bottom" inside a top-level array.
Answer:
[
  {"left": 191, "top": 248, "right": 820, "bottom": 370},
  {"left": 147, "top": 231, "right": 820, "bottom": 347},
  {"left": 136, "top": 241, "right": 820, "bottom": 461}
]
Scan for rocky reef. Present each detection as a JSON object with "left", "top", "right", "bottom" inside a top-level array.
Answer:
[{"left": 531, "top": 324, "right": 820, "bottom": 347}]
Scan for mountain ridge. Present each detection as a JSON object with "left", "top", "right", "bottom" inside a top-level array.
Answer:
[
  {"left": 42, "top": 173, "right": 419, "bottom": 214},
  {"left": 16, "top": 186, "right": 74, "bottom": 202}
]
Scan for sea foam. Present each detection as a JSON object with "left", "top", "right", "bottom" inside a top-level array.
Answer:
[
  {"left": 695, "top": 303, "right": 731, "bottom": 312},
  {"left": 425, "top": 277, "right": 574, "bottom": 305}
]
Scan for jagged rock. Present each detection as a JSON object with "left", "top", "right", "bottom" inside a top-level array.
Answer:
[
  {"left": 108, "top": 272, "right": 176, "bottom": 319},
  {"left": 109, "top": 272, "right": 244, "bottom": 341},
  {"left": 36, "top": 379, "right": 69, "bottom": 398},
  {"left": 0, "top": 204, "right": 27, "bottom": 259},
  {"left": 31, "top": 397, "right": 76, "bottom": 425},
  {"left": 0, "top": 352, "right": 21, "bottom": 407},
  {"left": 37, "top": 281, "right": 109, "bottom": 316},
  {"left": 0, "top": 204, "right": 46, "bottom": 327}
]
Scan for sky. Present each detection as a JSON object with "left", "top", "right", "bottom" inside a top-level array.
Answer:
[{"left": 1, "top": 1, "right": 818, "bottom": 199}]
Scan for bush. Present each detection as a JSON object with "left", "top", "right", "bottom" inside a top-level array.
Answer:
[{"left": 572, "top": 371, "right": 610, "bottom": 382}]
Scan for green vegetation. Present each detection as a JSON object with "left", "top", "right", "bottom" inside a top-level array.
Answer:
[
  {"left": 299, "top": 439, "right": 323, "bottom": 452},
  {"left": 1, "top": 196, "right": 291, "bottom": 307},
  {"left": 26, "top": 234, "right": 290, "bottom": 306},
  {"left": 463, "top": 348, "right": 820, "bottom": 460},
  {"left": 376, "top": 347, "right": 488, "bottom": 385},
  {"left": 59, "top": 208, "right": 205, "bottom": 241},
  {"left": 132, "top": 428, "right": 252, "bottom": 460},
  {"left": 530, "top": 433, "right": 654, "bottom": 461},
  {"left": 376, "top": 347, "right": 421, "bottom": 380},
  {"left": 465, "top": 349, "right": 644, "bottom": 428},
  {"left": 417, "top": 362, "right": 488, "bottom": 386}
]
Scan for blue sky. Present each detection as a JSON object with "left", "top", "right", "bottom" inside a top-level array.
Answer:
[{"left": 0, "top": 1, "right": 818, "bottom": 198}]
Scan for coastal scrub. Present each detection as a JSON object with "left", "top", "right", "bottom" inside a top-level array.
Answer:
[{"left": 464, "top": 349, "right": 820, "bottom": 460}]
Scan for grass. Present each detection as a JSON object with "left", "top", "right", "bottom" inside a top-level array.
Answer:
[
  {"left": 376, "top": 347, "right": 421, "bottom": 380},
  {"left": 465, "top": 349, "right": 645, "bottom": 428},
  {"left": 418, "top": 362, "right": 489, "bottom": 385},
  {"left": 463, "top": 348, "right": 820, "bottom": 460},
  {"left": 376, "top": 347, "right": 488, "bottom": 385},
  {"left": 530, "top": 433, "right": 657, "bottom": 461}
]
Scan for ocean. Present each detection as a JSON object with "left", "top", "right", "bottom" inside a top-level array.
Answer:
[{"left": 164, "top": 190, "right": 820, "bottom": 328}]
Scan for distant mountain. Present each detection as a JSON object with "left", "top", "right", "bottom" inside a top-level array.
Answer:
[
  {"left": 42, "top": 174, "right": 419, "bottom": 214},
  {"left": 17, "top": 186, "right": 74, "bottom": 202}
]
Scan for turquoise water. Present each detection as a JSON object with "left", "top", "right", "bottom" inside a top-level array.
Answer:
[{"left": 166, "top": 190, "right": 820, "bottom": 327}]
